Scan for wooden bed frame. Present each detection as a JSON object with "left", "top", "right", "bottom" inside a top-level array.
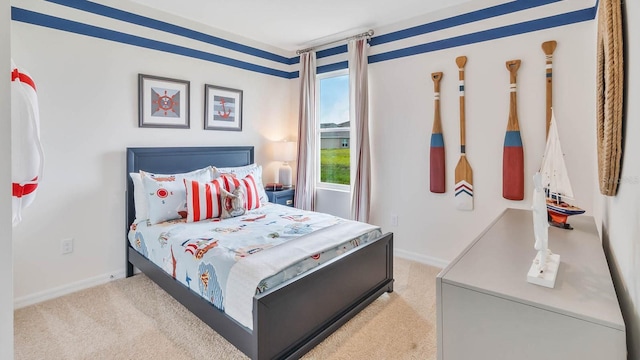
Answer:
[{"left": 125, "top": 146, "right": 394, "bottom": 360}]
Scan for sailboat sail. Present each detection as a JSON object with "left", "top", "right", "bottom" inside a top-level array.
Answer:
[{"left": 540, "top": 110, "right": 574, "bottom": 200}]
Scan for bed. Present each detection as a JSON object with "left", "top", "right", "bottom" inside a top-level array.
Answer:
[{"left": 125, "top": 146, "right": 394, "bottom": 360}]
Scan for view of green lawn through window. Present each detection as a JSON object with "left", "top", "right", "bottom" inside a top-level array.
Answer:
[
  {"left": 319, "top": 72, "right": 350, "bottom": 185},
  {"left": 321, "top": 148, "right": 350, "bottom": 185}
]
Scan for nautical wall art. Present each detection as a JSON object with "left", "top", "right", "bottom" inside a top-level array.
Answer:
[
  {"left": 204, "top": 84, "right": 243, "bottom": 131},
  {"left": 454, "top": 56, "right": 474, "bottom": 210},
  {"left": 430, "top": 72, "right": 445, "bottom": 193},
  {"left": 503, "top": 59, "right": 524, "bottom": 201},
  {"left": 138, "top": 74, "right": 190, "bottom": 128}
]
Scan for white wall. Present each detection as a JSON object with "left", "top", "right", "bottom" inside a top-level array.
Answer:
[
  {"left": 11, "top": 3, "right": 293, "bottom": 305},
  {"left": 597, "top": 1, "right": 640, "bottom": 358},
  {"left": 1, "top": 1, "right": 13, "bottom": 358}
]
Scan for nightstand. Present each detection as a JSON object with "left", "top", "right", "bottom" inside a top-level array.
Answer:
[{"left": 265, "top": 187, "right": 295, "bottom": 207}]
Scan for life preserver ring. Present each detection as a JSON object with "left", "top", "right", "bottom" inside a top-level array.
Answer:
[
  {"left": 596, "top": 0, "right": 624, "bottom": 196},
  {"left": 11, "top": 61, "right": 44, "bottom": 226}
]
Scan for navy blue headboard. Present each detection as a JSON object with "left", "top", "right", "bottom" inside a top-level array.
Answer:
[{"left": 125, "top": 146, "right": 254, "bottom": 230}]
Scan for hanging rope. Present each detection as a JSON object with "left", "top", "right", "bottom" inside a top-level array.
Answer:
[{"left": 596, "top": 0, "right": 624, "bottom": 196}]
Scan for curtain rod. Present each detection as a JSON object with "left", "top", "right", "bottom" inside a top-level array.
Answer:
[{"left": 296, "top": 29, "right": 374, "bottom": 55}]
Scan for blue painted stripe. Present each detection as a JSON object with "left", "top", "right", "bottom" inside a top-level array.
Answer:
[
  {"left": 460, "top": 145, "right": 466, "bottom": 154},
  {"left": 317, "top": 61, "right": 348, "bottom": 75},
  {"left": 546, "top": 72, "right": 553, "bottom": 77},
  {"left": 455, "top": 189, "right": 473, "bottom": 197},
  {"left": 459, "top": 85, "right": 465, "bottom": 91},
  {"left": 11, "top": 7, "right": 295, "bottom": 79},
  {"left": 370, "top": 0, "right": 561, "bottom": 46},
  {"left": 288, "top": 56, "right": 300, "bottom": 65},
  {"left": 430, "top": 133, "right": 444, "bottom": 147},
  {"left": 317, "top": 45, "right": 348, "bottom": 59},
  {"left": 504, "top": 131, "right": 523, "bottom": 147},
  {"left": 45, "top": 0, "right": 293, "bottom": 65},
  {"left": 369, "top": 8, "right": 594, "bottom": 64}
]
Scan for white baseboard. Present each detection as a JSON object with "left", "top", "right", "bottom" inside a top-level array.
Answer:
[
  {"left": 394, "top": 249, "right": 450, "bottom": 269},
  {"left": 14, "top": 270, "right": 126, "bottom": 309}
]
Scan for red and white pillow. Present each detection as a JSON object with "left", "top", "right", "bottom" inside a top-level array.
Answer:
[
  {"left": 213, "top": 174, "right": 262, "bottom": 210},
  {"left": 213, "top": 164, "right": 269, "bottom": 205},
  {"left": 184, "top": 179, "right": 224, "bottom": 222}
]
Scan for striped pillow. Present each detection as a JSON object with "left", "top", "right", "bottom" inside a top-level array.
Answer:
[
  {"left": 184, "top": 179, "right": 223, "bottom": 222},
  {"left": 213, "top": 174, "right": 261, "bottom": 210}
]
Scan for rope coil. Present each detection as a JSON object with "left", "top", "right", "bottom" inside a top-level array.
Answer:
[{"left": 596, "top": 0, "right": 624, "bottom": 196}]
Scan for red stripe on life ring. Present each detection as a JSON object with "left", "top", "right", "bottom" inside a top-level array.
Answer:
[
  {"left": 12, "top": 177, "right": 39, "bottom": 198},
  {"left": 11, "top": 68, "right": 37, "bottom": 91}
]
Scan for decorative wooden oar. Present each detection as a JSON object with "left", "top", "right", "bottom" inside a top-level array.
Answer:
[
  {"left": 503, "top": 60, "right": 524, "bottom": 201},
  {"left": 454, "top": 56, "right": 473, "bottom": 210},
  {"left": 542, "top": 40, "right": 557, "bottom": 138},
  {"left": 430, "top": 72, "right": 445, "bottom": 193}
]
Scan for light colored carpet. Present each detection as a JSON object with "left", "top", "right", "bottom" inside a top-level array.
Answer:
[{"left": 15, "top": 257, "right": 440, "bottom": 360}]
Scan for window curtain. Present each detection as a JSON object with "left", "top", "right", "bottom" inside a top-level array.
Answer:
[
  {"left": 294, "top": 51, "right": 317, "bottom": 211},
  {"left": 348, "top": 39, "right": 371, "bottom": 222}
]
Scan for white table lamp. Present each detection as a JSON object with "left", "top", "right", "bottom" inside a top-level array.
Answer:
[{"left": 273, "top": 140, "right": 296, "bottom": 188}]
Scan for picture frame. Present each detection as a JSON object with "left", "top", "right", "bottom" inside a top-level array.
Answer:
[
  {"left": 138, "top": 74, "right": 190, "bottom": 128},
  {"left": 204, "top": 84, "right": 243, "bottom": 131}
]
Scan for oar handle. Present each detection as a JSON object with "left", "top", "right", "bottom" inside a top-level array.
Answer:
[
  {"left": 432, "top": 72, "right": 442, "bottom": 93},
  {"left": 542, "top": 40, "right": 557, "bottom": 138},
  {"left": 506, "top": 60, "right": 521, "bottom": 82},
  {"left": 431, "top": 72, "right": 443, "bottom": 133},
  {"left": 506, "top": 59, "right": 521, "bottom": 129},
  {"left": 456, "top": 56, "right": 467, "bottom": 152}
]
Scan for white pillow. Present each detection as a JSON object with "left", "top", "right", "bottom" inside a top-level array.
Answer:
[
  {"left": 142, "top": 167, "right": 213, "bottom": 224},
  {"left": 129, "top": 172, "right": 148, "bottom": 221},
  {"left": 215, "top": 163, "right": 259, "bottom": 178},
  {"left": 214, "top": 164, "right": 269, "bottom": 205}
]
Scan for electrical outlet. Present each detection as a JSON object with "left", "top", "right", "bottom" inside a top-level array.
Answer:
[
  {"left": 391, "top": 215, "right": 398, "bottom": 226},
  {"left": 61, "top": 238, "right": 73, "bottom": 254}
]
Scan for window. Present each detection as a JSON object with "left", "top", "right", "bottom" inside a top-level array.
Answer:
[{"left": 318, "top": 70, "right": 350, "bottom": 187}]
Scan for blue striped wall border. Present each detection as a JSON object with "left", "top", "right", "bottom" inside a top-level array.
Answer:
[
  {"left": 11, "top": 2, "right": 598, "bottom": 79},
  {"left": 369, "top": 0, "right": 562, "bottom": 47},
  {"left": 369, "top": 7, "right": 595, "bottom": 64},
  {"left": 45, "top": 0, "right": 295, "bottom": 65},
  {"left": 313, "top": 0, "right": 594, "bottom": 61},
  {"left": 11, "top": 7, "right": 296, "bottom": 79}
]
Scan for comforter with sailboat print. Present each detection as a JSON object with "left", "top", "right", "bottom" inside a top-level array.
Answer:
[{"left": 128, "top": 203, "right": 381, "bottom": 330}]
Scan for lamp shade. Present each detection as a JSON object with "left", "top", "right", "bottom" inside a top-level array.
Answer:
[{"left": 273, "top": 141, "right": 296, "bottom": 162}]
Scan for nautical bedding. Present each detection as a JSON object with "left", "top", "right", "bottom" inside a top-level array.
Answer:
[{"left": 128, "top": 202, "right": 381, "bottom": 330}]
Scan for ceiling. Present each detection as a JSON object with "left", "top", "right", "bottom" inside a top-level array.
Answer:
[{"left": 128, "top": 0, "right": 477, "bottom": 52}]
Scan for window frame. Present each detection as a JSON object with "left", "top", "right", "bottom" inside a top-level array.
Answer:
[{"left": 316, "top": 69, "right": 350, "bottom": 191}]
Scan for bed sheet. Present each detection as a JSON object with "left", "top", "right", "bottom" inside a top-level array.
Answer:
[{"left": 128, "top": 203, "right": 381, "bottom": 329}]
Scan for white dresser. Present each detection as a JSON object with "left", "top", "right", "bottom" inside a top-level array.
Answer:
[{"left": 436, "top": 208, "right": 626, "bottom": 360}]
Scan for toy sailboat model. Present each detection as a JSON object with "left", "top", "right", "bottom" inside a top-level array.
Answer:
[{"left": 540, "top": 110, "right": 585, "bottom": 229}]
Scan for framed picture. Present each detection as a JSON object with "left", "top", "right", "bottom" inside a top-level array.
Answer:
[
  {"left": 138, "top": 74, "right": 190, "bottom": 128},
  {"left": 204, "top": 84, "right": 243, "bottom": 131}
]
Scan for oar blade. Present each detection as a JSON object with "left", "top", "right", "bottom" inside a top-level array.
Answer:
[
  {"left": 454, "top": 157, "right": 473, "bottom": 210},
  {"left": 503, "top": 131, "right": 524, "bottom": 200},
  {"left": 430, "top": 133, "right": 445, "bottom": 193}
]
